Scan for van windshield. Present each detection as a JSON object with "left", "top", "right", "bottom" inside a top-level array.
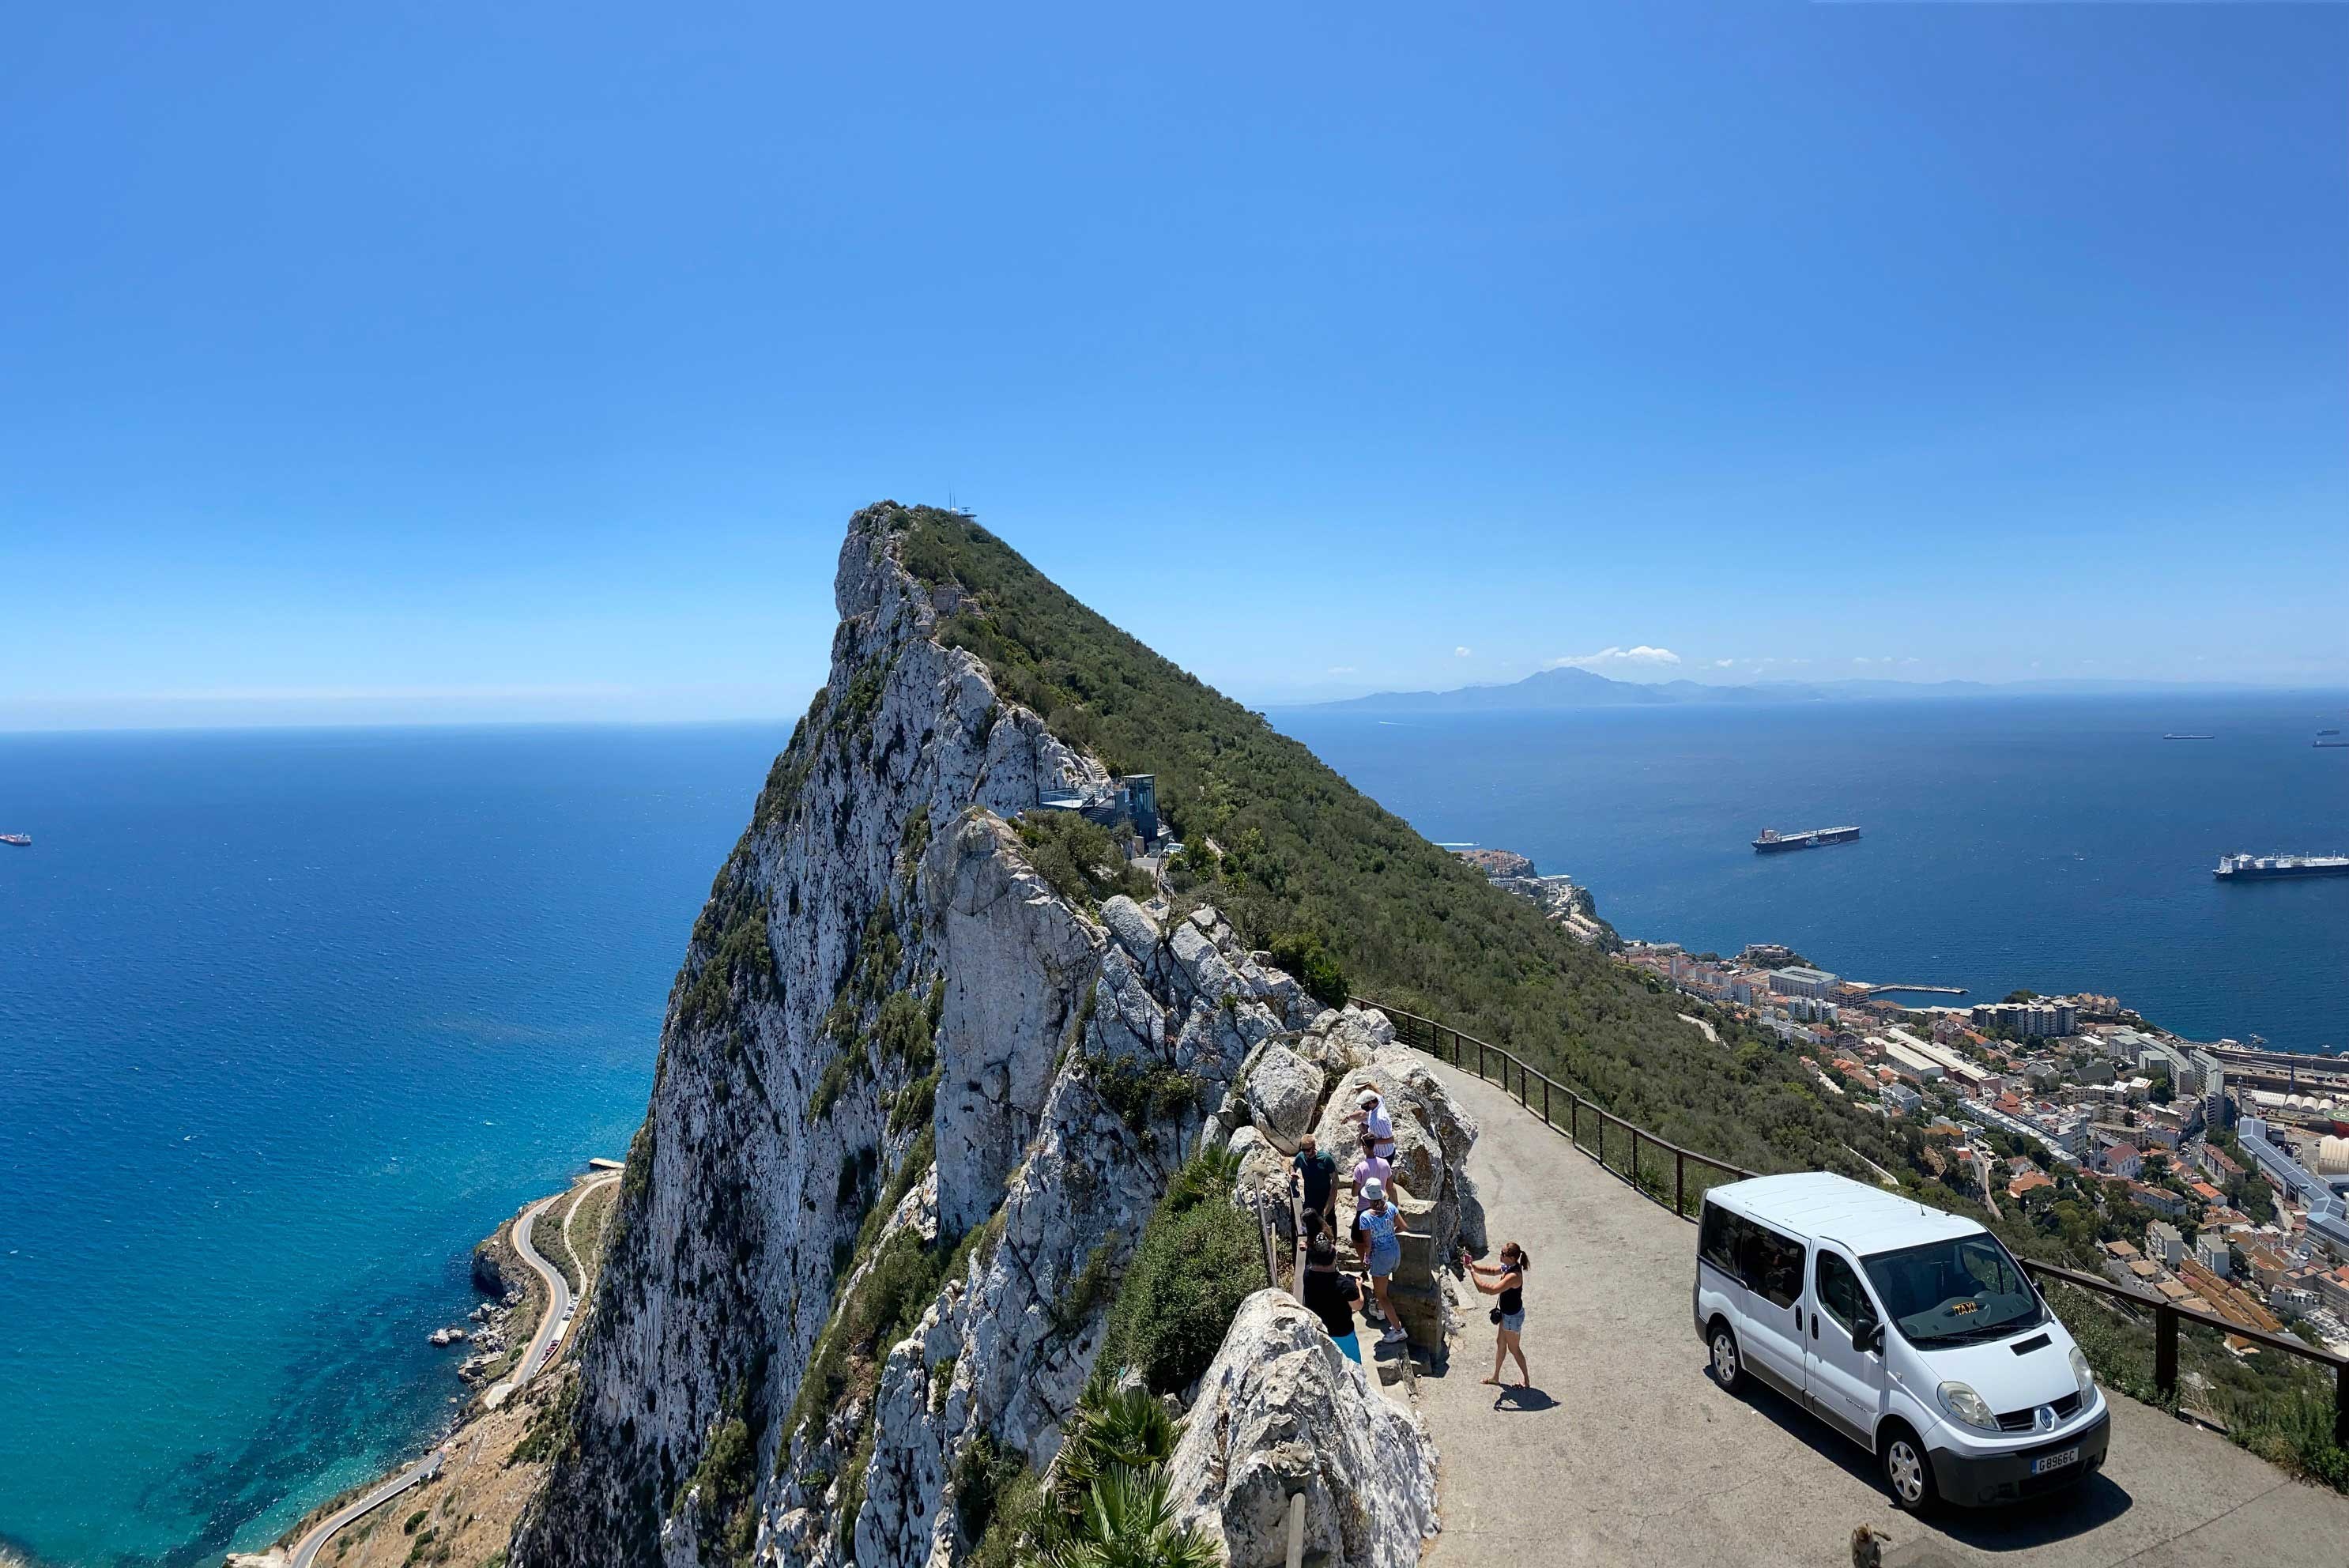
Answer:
[{"left": 1860, "top": 1232, "right": 2043, "bottom": 1348}]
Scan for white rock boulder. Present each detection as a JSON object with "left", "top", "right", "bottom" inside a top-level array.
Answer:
[
  {"left": 1165, "top": 1290, "right": 1437, "bottom": 1568},
  {"left": 1242, "top": 1042, "right": 1325, "bottom": 1155}
]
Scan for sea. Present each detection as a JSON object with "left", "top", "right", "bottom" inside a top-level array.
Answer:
[
  {"left": 1276, "top": 692, "right": 2349, "bottom": 1055},
  {"left": 0, "top": 724, "right": 784, "bottom": 1568},
  {"left": 4, "top": 695, "right": 2347, "bottom": 1567}
]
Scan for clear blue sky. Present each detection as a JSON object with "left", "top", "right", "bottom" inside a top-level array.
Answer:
[{"left": 5, "top": 3, "right": 2343, "bottom": 728}]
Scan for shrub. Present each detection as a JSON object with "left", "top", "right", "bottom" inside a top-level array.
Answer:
[
  {"left": 1053, "top": 1233, "right": 1124, "bottom": 1333},
  {"left": 1098, "top": 1152, "right": 1260, "bottom": 1394},
  {"left": 1268, "top": 929, "right": 1348, "bottom": 1008},
  {"left": 1082, "top": 1051, "right": 1205, "bottom": 1140},
  {"left": 1015, "top": 811, "right": 1153, "bottom": 907}
]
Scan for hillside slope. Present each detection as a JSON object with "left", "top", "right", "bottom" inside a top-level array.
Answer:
[{"left": 900, "top": 508, "right": 1886, "bottom": 1177}]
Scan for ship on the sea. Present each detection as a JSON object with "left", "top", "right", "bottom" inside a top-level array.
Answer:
[
  {"left": 2162, "top": 733, "right": 2215, "bottom": 741},
  {"left": 2214, "top": 854, "right": 2349, "bottom": 881},
  {"left": 1753, "top": 825, "right": 1860, "bottom": 854},
  {"left": 0, "top": 834, "right": 28, "bottom": 847}
]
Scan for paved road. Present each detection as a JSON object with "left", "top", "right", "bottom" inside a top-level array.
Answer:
[
  {"left": 486, "top": 1173, "right": 621, "bottom": 1408},
  {"left": 285, "top": 1449, "right": 442, "bottom": 1568},
  {"left": 1416, "top": 1059, "right": 2349, "bottom": 1568},
  {"left": 485, "top": 1192, "right": 574, "bottom": 1408}
]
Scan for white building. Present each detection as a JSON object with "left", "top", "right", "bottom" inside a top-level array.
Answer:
[{"left": 1768, "top": 966, "right": 1840, "bottom": 1000}]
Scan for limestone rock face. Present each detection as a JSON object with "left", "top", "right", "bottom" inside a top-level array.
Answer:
[
  {"left": 1242, "top": 1042, "right": 1325, "bottom": 1155},
  {"left": 514, "top": 505, "right": 1327, "bottom": 1568},
  {"left": 926, "top": 811, "right": 1104, "bottom": 1237},
  {"left": 1164, "top": 1291, "right": 1438, "bottom": 1568}
]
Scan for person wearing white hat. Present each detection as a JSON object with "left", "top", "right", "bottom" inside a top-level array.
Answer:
[
  {"left": 1350, "top": 1085, "right": 1396, "bottom": 1161},
  {"left": 1353, "top": 1176, "right": 1406, "bottom": 1344}
]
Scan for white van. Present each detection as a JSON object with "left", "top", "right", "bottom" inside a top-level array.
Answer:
[{"left": 1692, "top": 1172, "right": 2109, "bottom": 1510}]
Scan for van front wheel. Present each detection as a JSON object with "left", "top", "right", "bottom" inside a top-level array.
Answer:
[
  {"left": 1707, "top": 1322, "right": 1744, "bottom": 1393},
  {"left": 1880, "top": 1426, "right": 1936, "bottom": 1513}
]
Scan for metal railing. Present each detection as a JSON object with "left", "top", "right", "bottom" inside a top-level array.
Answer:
[
  {"left": 1360, "top": 997, "right": 1758, "bottom": 1222},
  {"left": 2021, "top": 1260, "right": 2349, "bottom": 1446},
  {"left": 1356, "top": 994, "right": 2349, "bottom": 1446}
]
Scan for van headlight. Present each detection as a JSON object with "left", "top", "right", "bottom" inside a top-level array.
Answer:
[
  {"left": 2070, "top": 1347, "right": 2094, "bottom": 1398},
  {"left": 1937, "top": 1381, "right": 2000, "bottom": 1434}
]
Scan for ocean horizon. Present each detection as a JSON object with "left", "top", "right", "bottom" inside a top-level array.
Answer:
[
  {"left": 6, "top": 693, "right": 2347, "bottom": 1567},
  {"left": 1278, "top": 690, "right": 2349, "bottom": 1054}
]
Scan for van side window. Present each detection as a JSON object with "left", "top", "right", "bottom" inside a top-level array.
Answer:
[
  {"left": 1815, "top": 1250, "right": 1866, "bottom": 1332},
  {"left": 1743, "top": 1223, "right": 1805, "bottom": 1310},
  {"left": 1699, "top": 1202, "right": 1739, "bottom": 1275}
]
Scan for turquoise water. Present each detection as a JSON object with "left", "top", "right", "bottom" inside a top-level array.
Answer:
[
  {"left": 1278, "top": 693, "right": 2349, "bottom": 1055},
  {"left": 0, "top": 725, "right": 781, "bottom": 1568}
]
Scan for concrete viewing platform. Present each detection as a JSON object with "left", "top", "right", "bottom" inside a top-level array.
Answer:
[{"left": 1412, "top": 1059, "right": 2349, "bottom": 1568}]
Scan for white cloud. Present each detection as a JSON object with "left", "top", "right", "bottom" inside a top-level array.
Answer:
[
  {"left": 1327, "top": 665, "right": 1357, "bottom": 675},
  {"left": 1454, "top": 646, "right": 1472, "bottom": 658},
  {"left": 1548, "top": 644, "right": 1681, "bottom": 670},
  {"left": 1853, "top": 657, "right": 1872, "bottom": 665},
  {"left": 1714, "top": 658, "right": 1735, "bottom": 668}
]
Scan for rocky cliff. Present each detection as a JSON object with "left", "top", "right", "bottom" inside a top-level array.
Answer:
[{"left": 512, "top": 505, "right": 1434, "bottom": 1568}]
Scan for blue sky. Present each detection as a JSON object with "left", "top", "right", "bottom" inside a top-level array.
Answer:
[{"left": 5, "top": 3, "right": 2343, "bottom": 728}]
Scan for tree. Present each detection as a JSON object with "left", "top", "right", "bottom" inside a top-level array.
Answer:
[
  {"left": 2005, "top": 989, "right": 2041, "bottom": 1004},
  {"left": 2148, "top": 1073, "right": 2175, "bottom": 1106}
]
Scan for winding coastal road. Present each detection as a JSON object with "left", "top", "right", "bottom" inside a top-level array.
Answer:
[
  {"left": 285, "top": 1449, "right": 443, "bottom": 1568},
  {"left": 488, "top": 1172, "right": 621, "bottom": 1407}
]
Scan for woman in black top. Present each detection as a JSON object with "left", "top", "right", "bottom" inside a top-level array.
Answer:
[
  {"left": 1301, "top": 1235, "right": 1365, "bottom": 1363},
  {"left": 1463, "top": 1240, "right": 1532, "bottom": 1387}
]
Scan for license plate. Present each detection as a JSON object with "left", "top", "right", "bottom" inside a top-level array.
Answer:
[{"left": 2030, "top": 1447, "right": 2078, "bottom": 1476}]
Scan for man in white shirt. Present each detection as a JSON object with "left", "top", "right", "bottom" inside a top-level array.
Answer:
[{"left": 1351, "top": 1087, "right": 1396, "bottom": 1162}]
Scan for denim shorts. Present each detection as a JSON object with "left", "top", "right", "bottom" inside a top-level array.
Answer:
[
  {"left": 1367, "top": 1244, "right": 1402, "bottom": 1279},
  {"left": 1499, "top": 1310, "right": 1525, "bottom": 1333}
]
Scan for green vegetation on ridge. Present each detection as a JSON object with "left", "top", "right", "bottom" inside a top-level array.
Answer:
[{"left": 892, "top": 504, "right": 1885, "bottom": 1182}]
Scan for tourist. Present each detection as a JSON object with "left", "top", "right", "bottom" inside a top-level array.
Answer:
[
  {"left": 1350, "top": 1086, "right": 1397, "bottom": 1161},
  {"left": 1290, "top": 1133, "right": 1338, "bottom": 1238},
  {"left": 1302, "top": 1234, "right": 1363, "bottom": 1363},
  {"left": 1355, "top": 1178, "right": 1407, "bottom": 1343},
  {"left": 1351, "top": 1136, "right": 1393, "bottom": 1208},
  {"left": 1463, "top": 1241, "right": 1532, "bottom": 1387}
]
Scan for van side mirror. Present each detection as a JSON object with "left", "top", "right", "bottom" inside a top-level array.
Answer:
[{"left": 1853, "top": 1317, "right": 1882, "bottom": 1355}]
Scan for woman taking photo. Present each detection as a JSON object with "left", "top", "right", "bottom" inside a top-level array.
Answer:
[{"left": 1462, "top": 1241, "right": 1532, "bottom": 1387}]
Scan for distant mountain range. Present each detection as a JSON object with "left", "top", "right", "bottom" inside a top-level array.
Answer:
[{"left": 1296, "top": 667, "right": 2273, "bottom": 713}]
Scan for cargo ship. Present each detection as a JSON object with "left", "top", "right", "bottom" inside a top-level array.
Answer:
[
  {"left": 2162, "top": 733, "right": 2215, "bottom": 741},
  {"left": 2214, "top": 854, "right": 2349, "bottom": 881},
  {"left": 1753, "top": 825, "right": 1860, "bottom": 854}
]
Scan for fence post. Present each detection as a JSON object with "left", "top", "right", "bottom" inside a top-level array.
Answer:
[
  {"left": 1478, "top": 1040, "right": 1486, "bottom": 1081},
  {"left": 2337, "top": 1363, "right": 2348, "bottom": 1449},
  {"left": 1631, "top": 1130, "right": 1640, "bottom": 1193},
  {"left": 2155, "top": 1304, "right": 2178, "bottom": 1401},
  {"left": 1543, "top": 1078, "right": 1551, "bottom": 1128},
  {"left": 1570, "top": 1096, "right": 1580, "bottom": 1148},
  {"left": 1518, "top": 1061, "right": 1528, "bottom": 1106},
  {"left": 1676, "top": 1151, "right": 1686, "bottom": 1218}
]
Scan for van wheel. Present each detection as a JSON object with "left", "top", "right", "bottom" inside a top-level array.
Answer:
[
  {"left": 1880, "top": 1424, "right": 1936, "bottom": 1513},
  {"left": 1707, "top": 1321, "right": 1744, "bottom": 1393}
]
